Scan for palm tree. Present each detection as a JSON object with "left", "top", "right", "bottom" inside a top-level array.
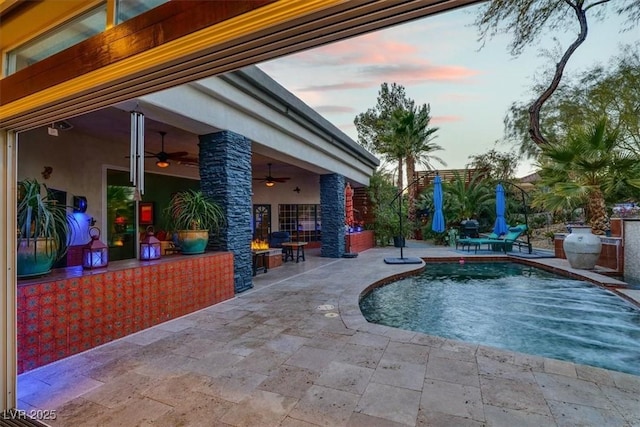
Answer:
[
  {"left": 443, "top": 170, "right": 494, "bottom": 225},
  {"left": 532, "top": 118, "right": 640, "bottom": 234},
  {"left": 381, "top": 106, "right": 445, "bottom": 237}
]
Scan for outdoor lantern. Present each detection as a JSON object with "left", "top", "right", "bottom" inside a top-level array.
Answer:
[
  {"left": 140, "top": 226, "right": 161, "bottom": 260},
  {"left": 83, "top": 226, "right": 108, "bottom": 269}
]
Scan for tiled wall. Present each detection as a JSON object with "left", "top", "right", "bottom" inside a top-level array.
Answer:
[
  {"left": 345, "top": 230, "right": 374, "bottom": 253},
  {"left": 17, "top": 252, "right": 235, "bottom": 374}
]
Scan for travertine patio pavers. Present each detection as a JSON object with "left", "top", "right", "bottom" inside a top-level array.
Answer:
[{"left": 17, "top": 244, "right": 640, "bottom": 426}]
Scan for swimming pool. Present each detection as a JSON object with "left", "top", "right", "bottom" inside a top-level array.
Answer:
[{"left": 360, "top": 262, "right": 640, "bottom": 376}]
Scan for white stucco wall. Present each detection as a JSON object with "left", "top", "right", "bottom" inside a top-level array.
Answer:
[
  {"left": 17, "top": 126, "right": 200, "bottom": 230},
  {"left": 18, "top": 126, "right": 327, "bottom": 235}
]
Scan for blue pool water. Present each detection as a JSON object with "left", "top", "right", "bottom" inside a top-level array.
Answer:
[{"left": 360, "top": 262, "right": 640, "bottom": 375}]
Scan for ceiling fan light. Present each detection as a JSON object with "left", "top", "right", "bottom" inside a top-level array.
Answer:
[
  {"left": 156, "top": 159, "right": 170, "bottom": 168},
  {"left": 265, "top": 181, "right": 275, "bottom": 187}
]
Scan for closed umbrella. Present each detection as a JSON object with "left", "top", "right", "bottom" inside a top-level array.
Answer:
[
  {"left": 493, "top": 183, "right": 508, "bottom": 235},
  {"left": 431, "top": 175, "right": 445, "bottom": 233},
  {"left": 345, "top": 182, "right": 354, "bottom": 228}
]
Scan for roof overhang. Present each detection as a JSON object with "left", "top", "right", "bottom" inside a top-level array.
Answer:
[{"left": 0, "top": 0, "right": 482, "bottom": 131}]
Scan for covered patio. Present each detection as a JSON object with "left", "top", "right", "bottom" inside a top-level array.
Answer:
[{"left": 16, "top": 244, "right": 640, "bottom": 426}]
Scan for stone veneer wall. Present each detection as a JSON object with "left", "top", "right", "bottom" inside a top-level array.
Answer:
[
  {"left": 199, "top": 131, "right": 253, "bottom": 293},
  {"left": 623, "top": 220, "right": 640, "bottom": 282},
  {"left": 320, "top": 174, "right": 345, "bottom": 258}
]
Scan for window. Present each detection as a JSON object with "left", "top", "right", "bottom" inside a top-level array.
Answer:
[
  {"left": 253, "top": 204, "right": 271, "bottom": 240},
  {"left": 116, "top": 0, "right": 170, "bottom": 23},
  {"left": 278, "top": 204, "right": 321, "bottom": 242},
  {"left": 5, "top": 5, "right": 107, "bottom": 75}
]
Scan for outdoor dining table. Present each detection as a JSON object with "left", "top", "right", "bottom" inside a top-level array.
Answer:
[{"left": 281, "top": 241, "right": 308, "bottom": 263}]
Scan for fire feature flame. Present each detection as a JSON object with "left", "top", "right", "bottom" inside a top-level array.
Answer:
[{"left": 251, "top": 239, "right": 269, "bottom": 250}]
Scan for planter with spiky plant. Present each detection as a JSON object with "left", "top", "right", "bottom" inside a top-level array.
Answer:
[
  {"left": 164, "top": 189, "right": 224, "bottom": 254},
  {"left": 17, "top": 179, "right": 73, "bottom": 277},
  {"left": 533, "top": 118, "right": 640, "bottom": 269}
]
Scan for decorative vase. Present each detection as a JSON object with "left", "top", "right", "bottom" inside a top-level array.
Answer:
[
  {"left": 176, "top": 230, "right": 209, "bottom": 254},
  {"left": 562, "top": 226, "right": 602, "bottom": 270},
  {"left": 17, "top": 238, "right": 57, "bottom": 278}
]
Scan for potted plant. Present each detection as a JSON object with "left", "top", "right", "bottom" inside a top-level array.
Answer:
[
  {"left": 164, "top": 189, "right": 224, "bottom": 254},
  {"left": 17, "top": 179, "right": 73, "bottom": 278}
]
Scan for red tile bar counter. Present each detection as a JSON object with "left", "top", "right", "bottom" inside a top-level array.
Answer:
[
  {"left": 345, "top": 230, "right": 374, "bottom": 253},
  {"left": 17, "top": 252, "right": 235, "bottom": 373}
]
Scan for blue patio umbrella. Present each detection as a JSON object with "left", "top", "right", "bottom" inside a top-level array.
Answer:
[
  {"left": 493, "top": 183, "right": 508, "bottom": 235},
  {"left": 431, "top": 175, "right": 445, "bottom": 233}
]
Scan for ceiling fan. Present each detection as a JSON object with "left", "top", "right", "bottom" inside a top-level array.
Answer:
[
  {"left": 253, "top": 163, "right": 290, "bottom": 187},
  {"left": 146, "top": 131, "right": 194, "bottom": 168}
]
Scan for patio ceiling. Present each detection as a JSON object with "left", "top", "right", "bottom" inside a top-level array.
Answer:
[{"left": 55, "top": 105, "right": 323, "bottom": 182}]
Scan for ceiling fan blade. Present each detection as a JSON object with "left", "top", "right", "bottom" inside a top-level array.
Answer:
[
  {"left": 272, "top": 177, "right": 290, "bottom": 182},
  {"left": 166, "top": 151, "right": 189, "bottom": 159},
  {"left": 177, "top": 157, "right": 198, "bottom": 164}
]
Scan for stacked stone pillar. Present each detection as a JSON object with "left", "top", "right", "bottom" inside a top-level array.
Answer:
[
  {"left": 320, "top": 174, "right": 345, "bottom": 258},
  {"left": 199, "top": 131, "right": 253, "bottom": 293}
]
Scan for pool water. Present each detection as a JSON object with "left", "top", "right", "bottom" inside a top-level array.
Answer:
[{"left": 360, "top": 262, "right": 640, "bottom": 376}]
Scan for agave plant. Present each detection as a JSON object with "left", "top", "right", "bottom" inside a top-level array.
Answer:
[
  {"left": 17, "top": 178, "right": 72, "bottom": 258},
  {"left": 165, "top": 189, "right": 225, "bottom": 233}
]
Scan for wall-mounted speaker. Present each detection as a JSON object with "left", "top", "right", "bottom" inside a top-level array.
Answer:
[{"left": 73, "top": 196, "right": 87, "bottom": 213}]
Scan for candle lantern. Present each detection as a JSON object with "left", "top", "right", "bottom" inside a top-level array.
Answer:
[
  {"left": 83, "top": 226, "right": 108, "bottom": 269},
  {"left": 140, "top": 226, "right": 161, "bottom": 260}
]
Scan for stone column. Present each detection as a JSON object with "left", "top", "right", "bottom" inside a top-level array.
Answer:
[
  {"left": 320, "top": 174, "right": 345, "bottom": 258},
  {"left": 199, "top": 131, "right": 252, "bottom": 293}
]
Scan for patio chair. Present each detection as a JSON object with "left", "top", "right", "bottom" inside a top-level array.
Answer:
[
  {"left": 456, "top": 225, "right": 529, "bottom": 253},
  {"left": 268, "top": 231, "right": 291, "bottom": 259}
]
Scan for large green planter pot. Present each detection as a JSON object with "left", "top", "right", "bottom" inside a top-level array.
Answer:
[
  {"left": 176, "top": 230, "right": 209, "bottom": 254},
  {"left": 17, "top": 238, "right": 58, "bottom": 278}
]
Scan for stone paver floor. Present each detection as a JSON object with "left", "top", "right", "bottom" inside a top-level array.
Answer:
[{"left": 17, "top": 245, "right": 640, "bottom": 426}]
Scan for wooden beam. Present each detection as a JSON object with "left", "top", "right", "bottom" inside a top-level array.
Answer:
[{"left": 0, "top": 0, "right": 277, "bottom": 105}]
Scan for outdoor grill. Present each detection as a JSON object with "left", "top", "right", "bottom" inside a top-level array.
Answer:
[{"left": 459, "top": 219, "right": 480, "bottom": 238}]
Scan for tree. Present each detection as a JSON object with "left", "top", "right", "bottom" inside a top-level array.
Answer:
[
  {"left": 355, "top": 83, "right": 414, "bottom": 164},
  {"left": 532, "top": 118, "right": 640, "bottom": 234},
  {"left": 354, "top": 83, "right": 443, "bottom": 189},
  {"left": 504, "top": 45, "right": 640, "bottom": 159},
  {"left": 466, "top": 148, "right": 520, "bottom": 181},
  {"left": 384, "top": 106, "right": 445, "bottom": 236},
  {"left": 476, "top": 0, "right": 640, "bottom": 146},
  {"left": 366, "top": 169, "right": 408, "bottom": 246}
]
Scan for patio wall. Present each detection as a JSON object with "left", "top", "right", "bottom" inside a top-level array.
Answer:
[
  {"left": 345, "top": 230, "right": 374, "bottom": 253},
  {"left": 17, "top": 252, "right": 234, "bottom": 374},
  {"left": 554, "top": 234, "right": 623, "bottom": 274}
]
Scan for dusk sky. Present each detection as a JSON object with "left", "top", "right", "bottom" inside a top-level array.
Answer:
[{"left": 259, "top": 3, "right": 639, "bottom": 178}]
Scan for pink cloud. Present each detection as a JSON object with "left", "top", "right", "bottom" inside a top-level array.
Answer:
[
  {"left": 359, "top": 64, "right": 479, "bottom": 82},
  {"left": 431, "top": 115, "right": 463, "bottom": 124},
  {"left": 297, "top": 81, "right": 376, "bottom": 92},
  {"left": 291, "top": 32, "right": 418, "bottom": 66}
]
